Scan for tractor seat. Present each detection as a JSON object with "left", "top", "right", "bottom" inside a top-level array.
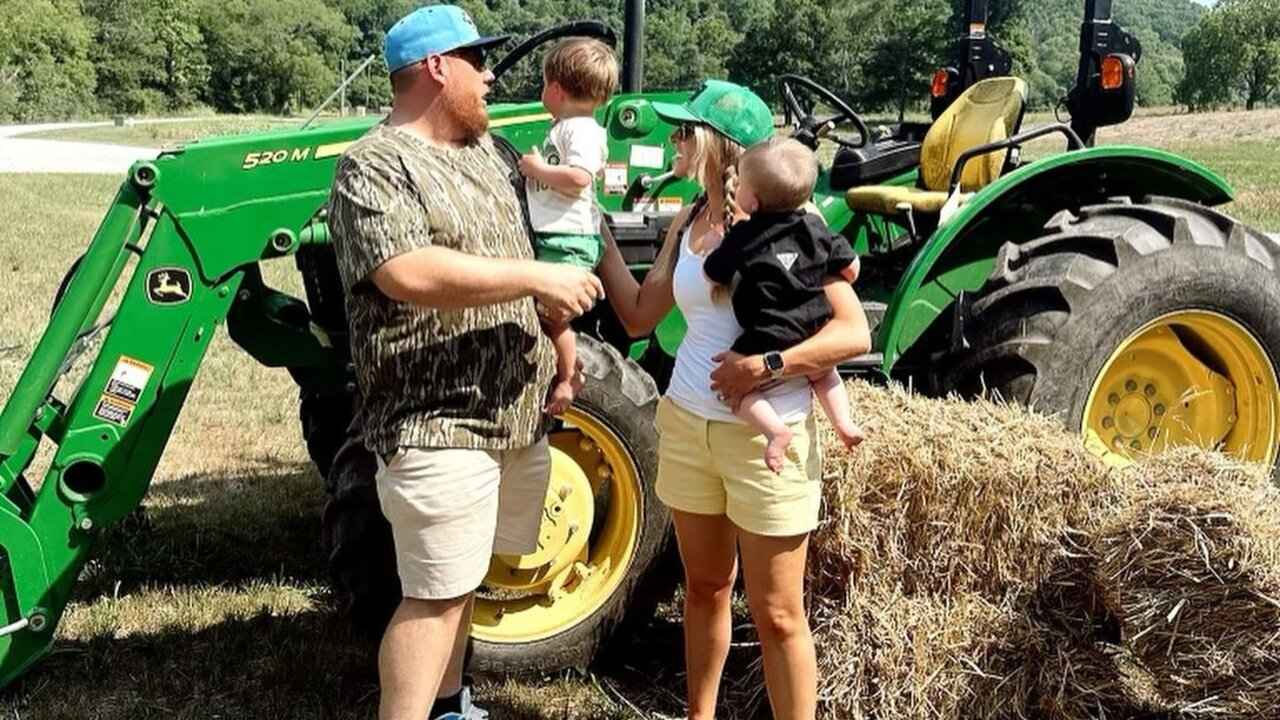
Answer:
[{"left": 847, "top": 76, "right": 1027, "bottom": 216}]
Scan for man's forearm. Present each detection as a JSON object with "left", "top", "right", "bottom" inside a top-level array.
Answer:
[{"left": 373, "top": 246, "right": 540, "bottom": 309}]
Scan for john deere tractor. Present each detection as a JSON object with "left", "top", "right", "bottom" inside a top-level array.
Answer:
[{"left": 3, "top": 0, "right": 1279, "bottom": 687}]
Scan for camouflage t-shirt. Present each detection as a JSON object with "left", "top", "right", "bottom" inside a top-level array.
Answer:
[{"left": 328, "top": 123, "right": 556, "bottom": 454}]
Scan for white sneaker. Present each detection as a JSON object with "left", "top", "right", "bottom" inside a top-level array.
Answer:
[{"left": 431, "top": 686, "right": 488, "bottom": 720}]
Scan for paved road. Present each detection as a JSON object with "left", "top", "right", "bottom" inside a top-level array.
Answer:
[{"left": 0, "top": 120, "right": 191, "bottom": 174}]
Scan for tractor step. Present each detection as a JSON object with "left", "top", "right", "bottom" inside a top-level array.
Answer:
[
  {"left": 839, "top": 353, "right": 883, "bottom": 375},
  {"left": 863, "top": 301, "right": 887, "bottom": 341}
]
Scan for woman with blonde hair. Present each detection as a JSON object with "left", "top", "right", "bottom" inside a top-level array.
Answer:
[{"left": 596, "top": 80, "right": 871, "bottom": 719}]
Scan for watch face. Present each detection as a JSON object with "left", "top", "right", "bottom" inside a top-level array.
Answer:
[{"left": 766, "top": 353, "right": 784, "bottom": 372}]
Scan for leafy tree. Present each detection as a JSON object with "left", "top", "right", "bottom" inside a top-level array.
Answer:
[
  {"left": 643, "top": 3, "right": 741, "bottom": 91},
  {"left": 727, "top": 0, "right": 863, "bottom": 104},
  {"left": 1178, "top": 0, "right": 1280, "bottom": 110},
  {"left": 85, "top": 0, "right": 209, "bottom": 114},
  {"left": 862, "top": 0, "right": 951, "bottom": 120},
  {"left": 0, "top": 0, "right": 97, "bottom": 121},
  {"left": 328, "top": 0, "right": 417, "bottom": 109},
  {"left": 1011, "top": 0, "right": 1204, "bottom": 109},
  {"left": 196, "top": 0, "right": 355, "bottom": 114}
]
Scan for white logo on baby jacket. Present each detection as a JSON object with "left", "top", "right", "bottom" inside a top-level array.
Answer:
[{"left": 776, "top": 252, "right": 798, "bottom": 271}]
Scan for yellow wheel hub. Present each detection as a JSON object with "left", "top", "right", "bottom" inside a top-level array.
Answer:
[
  {"left": 486, "top": 446, "right": 594, "bottom": 589},
  {"left": 1083, "top": 311, "right": 1279, "bottom": 467},
  {"left": 472, "top": 407, "right": 643, "bottom": 644}
]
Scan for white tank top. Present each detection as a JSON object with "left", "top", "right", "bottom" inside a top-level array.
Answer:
[{"left": 665, "top": 220, "right": 812, "bottom": 424}]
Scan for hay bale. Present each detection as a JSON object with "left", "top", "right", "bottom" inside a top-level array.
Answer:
[
  {"left": 1088, "top": 476, "right": 1280, "bottom": 716},
  {"left": 1021, "top": 640, "right": 1161, "bottom": 720},
  {"left": 812, "top": 382, "right": 1121, "bottom": 601},
  {"left": 808, "top": 587, "right": 1160, "bottom": 720},
  {"left": 809, "top": 585, "right": 1031, "bottom": 720},
  {"left": 784, "top": 382, "right": 1280, "bottom": 719}
]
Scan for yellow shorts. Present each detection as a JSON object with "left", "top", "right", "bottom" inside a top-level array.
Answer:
[{"left": 654, "top": 397, "right": 822, "bottom": 537}]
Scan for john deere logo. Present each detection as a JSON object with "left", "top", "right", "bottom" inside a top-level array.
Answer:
[{"left": 146, "top": 268, "right": 192, "bottom": 305}]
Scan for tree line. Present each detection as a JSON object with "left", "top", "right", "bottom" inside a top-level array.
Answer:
[{"left": 0, "top": 0, "right": 1273, "bottom": 123}]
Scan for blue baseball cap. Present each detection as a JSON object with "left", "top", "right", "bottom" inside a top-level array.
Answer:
[{"left": 384, "top": 5, "right": 510, "bottom": 73}]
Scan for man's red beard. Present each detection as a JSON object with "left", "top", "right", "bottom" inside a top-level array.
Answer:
[{"left": 442, "top": 81, "right": 489, "bottom": 142}]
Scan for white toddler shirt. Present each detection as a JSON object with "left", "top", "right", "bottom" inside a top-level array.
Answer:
[{"left": 526, "top": 116, "right": 608, "bottom": 235}]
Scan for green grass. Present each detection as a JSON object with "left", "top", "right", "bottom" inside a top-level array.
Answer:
[
  {"left": 16, "top": 116, "right": 305, "bottom": 148},
  {"left": 1, "top": 110, "right": 1278, "bottom": 719}
]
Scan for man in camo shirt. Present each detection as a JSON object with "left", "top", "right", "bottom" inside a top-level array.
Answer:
[{"left": 327, "top": 6, "right": 605, "bottom": 720}]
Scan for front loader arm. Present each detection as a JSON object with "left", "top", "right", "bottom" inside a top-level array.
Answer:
[{"left": 0, "top": 118, "right": 364, "bottom": 685}]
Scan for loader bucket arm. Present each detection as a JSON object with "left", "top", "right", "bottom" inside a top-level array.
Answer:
[{"left": 0, "top": 116, "right": 374, "bottom": 685}]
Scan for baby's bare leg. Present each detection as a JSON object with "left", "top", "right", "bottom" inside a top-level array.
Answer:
[
  {"left": 737, "top": 391, "right": 794, "bottom": 473},
  {"left": 545, "top": 322, "right": 576, "bottom": 415},
  {"left": 808, "top": 369, "right": 865, "bottom": 449}
]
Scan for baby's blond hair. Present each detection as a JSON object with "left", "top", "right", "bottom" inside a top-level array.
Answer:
[
  {"left": 543, "top": 37, "right": 619, "bottom": 105},
  {"left": 739, "top": 137, "right": 818, "bottom": 212}
]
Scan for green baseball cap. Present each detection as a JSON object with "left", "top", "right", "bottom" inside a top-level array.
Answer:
[{"left": 652, "top": 80, "right": 774, "bottom": 148}]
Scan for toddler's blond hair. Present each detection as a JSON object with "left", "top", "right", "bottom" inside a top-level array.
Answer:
[
  {"left": 739, "top": 137, "right": 818, "bottom": 212},
  {"left": 543, "top": 37, "right": 619, "bottom": 105}
]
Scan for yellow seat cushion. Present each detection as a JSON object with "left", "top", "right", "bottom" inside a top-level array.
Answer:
[
  {"left": 846, "top": 185, "right": 950, "bottom": 215},
  {"left": 845, "top": 76, "right": 1027, "bottom": 217}
]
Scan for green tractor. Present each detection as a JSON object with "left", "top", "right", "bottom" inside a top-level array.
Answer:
[{"left": 2, "top": 0, "right": 1278, "bottom": 687}]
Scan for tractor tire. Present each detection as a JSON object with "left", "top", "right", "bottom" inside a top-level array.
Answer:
[
  {"left": 299, "top": 388, "right": 357, "bottom": 480},
  {"left": 319, "top": 335, "right": 672, "bottom": 673},
  {"left": 944, "top": 196, "right": 1280, "bottom": 476},
  {"left": 321, "top": 433, "right": 400, "bottom": 637},
  {"left": 469, "top": 334, "right": 669, "bottom": 674}
]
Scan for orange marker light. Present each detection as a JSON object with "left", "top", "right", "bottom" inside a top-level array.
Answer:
[
  {"left": 931, "top": 69, "right": 949, "bottom": 98},
  {"left": 1101, "top": 55, "right": 1125, "bottom": 91}
]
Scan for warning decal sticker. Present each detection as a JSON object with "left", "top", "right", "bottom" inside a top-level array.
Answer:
[
  {"left": 104, "top": 356, "right": 153, "bottom": 404},
  {"left": 604, "top": 163, "right": 629, "bottom": 195},
  {"left": 93, "top": 396, "right": 134, "bottom": 427}
]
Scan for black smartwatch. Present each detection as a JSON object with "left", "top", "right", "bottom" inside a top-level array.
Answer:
[{"left": 763, "top": 351, "right": 785, "bottom": 380}]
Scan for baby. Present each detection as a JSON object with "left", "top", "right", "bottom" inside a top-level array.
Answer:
[{"left": 704, "top": 136, "right": 867, "bottom": 472}]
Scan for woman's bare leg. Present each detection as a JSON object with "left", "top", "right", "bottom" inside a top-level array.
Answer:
[
  {"left": 737, "top": 530, "right": 817, "bottom": 720},
  {"left": 672, "top": 509, "right": 739, "bottom": 720}
]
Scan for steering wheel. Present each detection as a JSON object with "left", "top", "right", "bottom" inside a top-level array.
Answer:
[{"left": 778, "top": 74, "right": 870, "bottom": 151}]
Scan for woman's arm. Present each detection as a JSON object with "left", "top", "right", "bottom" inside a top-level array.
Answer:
[
  {"left": 596, "top": 207, "right": 687, "bottom": 338},
  {"left": 710, "top": 277, "right": 871, "bottom": 406}
]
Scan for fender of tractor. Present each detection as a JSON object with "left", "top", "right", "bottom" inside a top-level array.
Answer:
[{"left": 877, "top": 145, "right": 1234, "bottom": 372}]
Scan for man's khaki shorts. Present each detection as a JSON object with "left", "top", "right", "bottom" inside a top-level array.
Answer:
[
  {"left": 654, "top": 397, "right": 822, "bottom": 537},
  {"left": 375, "top": 439, "right": 551, "bottom": 600}
]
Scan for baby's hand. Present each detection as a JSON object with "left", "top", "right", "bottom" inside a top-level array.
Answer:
[
  {"left": 544, "top": 379, "right": 575, "bottom": 416},
  {"left": 518, "top": 147, "right": 545, "bottom": 178}
]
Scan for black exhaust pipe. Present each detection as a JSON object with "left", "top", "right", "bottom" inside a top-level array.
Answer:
[{"left": 623, "top": 0, "right": 644, "bottom": 93}]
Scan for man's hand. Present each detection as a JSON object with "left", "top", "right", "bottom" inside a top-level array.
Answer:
[
  {"left": 534, "top": 264, "right": 605, "bottom": 324},
  {"left": 710, "top": 351, "right": 768, "bottom": 410},
  {"left": 518, "top": 147, "right": 546, "bottom": 179}
]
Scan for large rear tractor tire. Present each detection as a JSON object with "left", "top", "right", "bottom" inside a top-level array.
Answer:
[
  {"left": 318, "top": 335, "right": 672, "bottom": 672},
  {"left": 944, "top": 196, "right": 1280, "bottom": 476}
]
